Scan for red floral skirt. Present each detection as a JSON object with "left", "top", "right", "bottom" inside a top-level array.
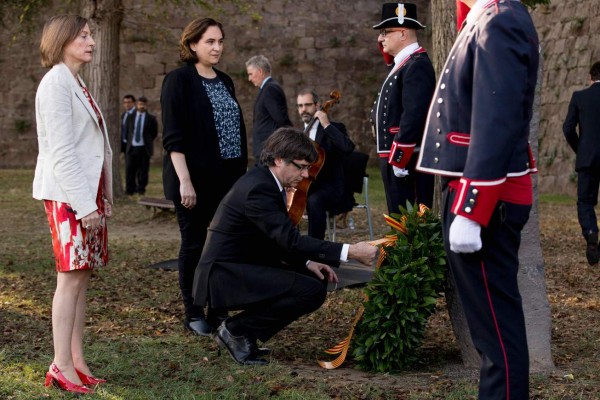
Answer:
[{"left": 44, "top": 179, "right": 108, "bottom": 272}]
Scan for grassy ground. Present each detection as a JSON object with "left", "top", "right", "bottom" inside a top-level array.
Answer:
[{"left": 0, "top": 166, "right": 598, "bottom": 399}]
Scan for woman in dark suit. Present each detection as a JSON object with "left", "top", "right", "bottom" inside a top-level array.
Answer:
[{"left": 161, "top": 17, "right": 248, "bottom": 336}]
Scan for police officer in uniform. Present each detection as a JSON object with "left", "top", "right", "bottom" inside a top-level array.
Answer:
[
  {"left": 371, "top": 2, "right": 435, "bottom": 214},
  {"left": 416, "top": 0, "right": 539, "bottom": 398}
]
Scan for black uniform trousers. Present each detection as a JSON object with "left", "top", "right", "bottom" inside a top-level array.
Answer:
[
  {"left": 576, "top": 167, "right": 600, "bottom": 237},
  {"left": 380, "top": 155, "right": 434, "bottom": 214},
  {"left": 224, "top": 272, "right": 327, "bottom": 343},
  {"left": 125, "top": 146, "right": 150, "bottom": 195},
  {"left": 443, "top": 185, "right": 530, "bottom": 400}
]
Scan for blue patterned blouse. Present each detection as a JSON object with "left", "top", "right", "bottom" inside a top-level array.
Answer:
[{"left": 201, "top": 76, "right": 242, "bottom": 159}]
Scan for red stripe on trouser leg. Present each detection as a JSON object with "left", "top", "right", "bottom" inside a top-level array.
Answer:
[{"left": 480, "top": 260, "right": 511, "bottom": 399}]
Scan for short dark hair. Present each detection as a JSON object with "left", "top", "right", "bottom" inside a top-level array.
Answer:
[
  {"left": 259, "top": 127, "right": 318, "bottom": 167},
  {"left": 123, "top": 94, "right": 136, "bottom": 102},
  {"left": 590, "top": 62, "right": 600, "bottom": 81},
  {"left": 138, "top": 96, "right": 148, "bottom": 103},
  {"left": 179, "top": 17, "right": 224, "bottom": 63},
  {"left": 39, "top": 15, "right": 88, "bottom": 68},
  {"left": 296, "top": 88, "right": 319, "bottom": 104}
]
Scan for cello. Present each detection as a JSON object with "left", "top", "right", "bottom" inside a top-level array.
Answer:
[{"left": 286, "top": 90, "right": 341, "bottom": 225}]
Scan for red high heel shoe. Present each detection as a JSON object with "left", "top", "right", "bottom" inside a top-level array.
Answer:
[
  {"left": 44, "top": 363, "right": 93, "bottom": 394},
  {"left": 76, "top": 368, "right": 107, "bottom": 385}
]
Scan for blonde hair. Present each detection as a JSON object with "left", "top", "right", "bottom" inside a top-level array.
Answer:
[
  {"left": 179, "top": 17, "right": 224, "bottom": 63},
  {"left": 40, "top": 15, "right": 88, "bottom": 68}
]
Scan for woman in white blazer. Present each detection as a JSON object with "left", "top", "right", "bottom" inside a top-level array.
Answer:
[{"left": 33, "top": 15, "right": 113, "bottom": 394}]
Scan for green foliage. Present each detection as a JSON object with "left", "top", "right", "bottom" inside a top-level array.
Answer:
[
  {"left": 352, "top": 203, "right": 446, "bottom": 372},
  {"left": 279, "top": 53, "right": 295, "bottom": 67},
  {"left": 0, "top": 0, "right": 48, "bottom": 25},
  {"left": 523, "top": 0, "right": 550, "bottom": 7}
]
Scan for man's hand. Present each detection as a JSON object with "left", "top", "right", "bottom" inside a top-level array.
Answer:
[
  {"left": 449, "top": 215, "right": 482, "bottom": 253},
  {"left": 393, "top": 166, "right": 409, "bottom": 177},
  {"left": 307, "top": 261, "right": 339, "bottom": 283},
  {"left": 314, "top": 110, "right": 331, "bottom": 129},
  {"left": 348, "top": 242, "right": 377, "bottom": 266}
]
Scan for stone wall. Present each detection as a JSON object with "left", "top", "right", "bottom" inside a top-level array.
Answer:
[
  {"left": 530, "top": 0, "right": 600, "bottom": 194},
  {"left": 0, "top": 0, "right": 430, "bottom": 168},
  {"left": 2, "top": 0, "right": 598, "bottom": 195}
]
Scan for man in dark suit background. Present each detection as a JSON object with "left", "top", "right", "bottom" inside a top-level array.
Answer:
[
  {"left": 296, "top": 89, "right": 355, "bottom": 239},
  {"left": 192, "top": 127, "right": 376, "bottom": 366},
  {"left": 371, "top": 2, "right": 435, "bottom": 214},
  {"left": 125, "top": 96, "right": 158, "bottom": 195},
  {"left": 563, "top": 61, "right": 600, "bottom": 265},
  {"left": 121, "top": 94, "right": 136, "bottom": 153},
  {"left": 246, "top": 55, "right": 292, "bottom": 161}
]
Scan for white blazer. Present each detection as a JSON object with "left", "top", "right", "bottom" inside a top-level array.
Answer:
[{"left": 33, "top": 62, "right": 113, "bottom": 220}]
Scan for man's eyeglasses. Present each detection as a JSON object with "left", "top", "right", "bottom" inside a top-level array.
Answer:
[
  {"left": 297, "top": 102, "right": 316, "bottom": 109},
  {"left": 289, "top": 160, "right": 312, "bottom": 171},
  {"left": 379, "top": 29, "right": 404, "bottom": 38}
]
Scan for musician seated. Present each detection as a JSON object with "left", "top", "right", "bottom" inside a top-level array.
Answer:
[
  {"left": 192, "top": 127, "right": 377, "bottom": 365},
  {"left": 296, "top": 89, "right": 355, "bottom": 239}
]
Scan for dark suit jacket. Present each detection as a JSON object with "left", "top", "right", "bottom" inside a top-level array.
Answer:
[
  {"left": 563, "top": 82, "right": 600, "bottom": 171},
  {"left": 125, "top": 111, "right": 158, "bottom": 156},
  {"left": 192, "top": 165, "right": 343, "bottom": 309},
  {"left": 371, "top": 48, "right": 435, "bottom": 167},
  {"left": 252, "top": 78, "right": 291, "bottom": 159},
  {"left": 310, "top": 121, "right": 355, "bottom": 193},
  {"left": 121, "top": 108, "right": 135, "bottom": 153},
  {"left": 161, "top": 64, "right": 248, "bottom": 202},
  {"left": 417, "top": 0, "right": 538, "bottom": 226}
]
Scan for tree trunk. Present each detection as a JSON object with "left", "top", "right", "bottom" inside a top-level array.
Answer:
[
  {"left": 80, "top": 0, "right": 124, "bottom": 197},
  {"left": 431, "top": 0, "right": 482, "bottom": 367},
  {"left": 430, "top": 1, "right": 555, "bottom": 370},
  {"left": 518, "top": 48, "right": 555, "bottom": 372}
]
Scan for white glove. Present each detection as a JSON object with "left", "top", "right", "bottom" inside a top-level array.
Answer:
[
  {"left": 449, "top": 215, "right": 482, "bottom": 253},
  {"left": 393, "top": 166, "right": 409, "bottom": 178}
]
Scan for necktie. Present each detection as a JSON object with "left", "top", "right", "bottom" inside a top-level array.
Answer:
[
  {"left": 134, "top": 113, "right": 142, "bottom": 142},
  {"left": 281, "top": 188, "right": 287, "bottom": 206}
]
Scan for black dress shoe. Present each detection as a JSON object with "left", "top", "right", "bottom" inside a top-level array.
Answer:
[
  {"left": 184, "top": 317, "right": 215, "bottom": 337},
  {"left": 585, "top": 232, "right": 599, "bottom": 265},
  {"left": 214, "top": 322, "right": 268, "bottom": 365},
  {"left": 206, "top": 309, "right": 229, "bottom": 329}
]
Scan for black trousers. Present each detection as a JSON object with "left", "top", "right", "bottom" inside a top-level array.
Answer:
[
  {"left": 443, "top": 186, "right": 530, "bottom": 400},
  {"left": 225, "top": 273, "right": 327, "bottom": 342},
  {"left": 307, "top": 183, "right": 344, "bottom": 240},
  {"left": 380, "top": 156, "right": 434, "bottom": 214},
  {"left": 125, "top": 146, "right": 150, "bottom": 194},
  {"left": 173, "top": 158, "right": 247, "bottom": 320},
  {"left": 576, "top": 168, "right": 600, "bottom": 237}
]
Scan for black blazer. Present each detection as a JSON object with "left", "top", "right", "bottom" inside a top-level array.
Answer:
[
  {"left": 251, "top": 78, "right": 291, "bottom": 159},
  {"left": 371, "top": 50, "right": 435, "bottom": 160},
  {"left": 121, "top": 109, "right": 135, "bottom": 153},
  {"left": 125, "top": 111, "right": 158, "bottom": 156},
  {"left": 563, "top": 82, "right": 600, "bottom": 171},
  {"left": 192, "top": 165, "right": 343, "bottom": 309},
  {"left": 417, "top": 0, "right": 539, "bottom": 226},
  {"left": 310, "top": 121, "right": 355, "bottom": 193},
  {"left": 161, "top": 64, "right": 248, "bottom": 201}
]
